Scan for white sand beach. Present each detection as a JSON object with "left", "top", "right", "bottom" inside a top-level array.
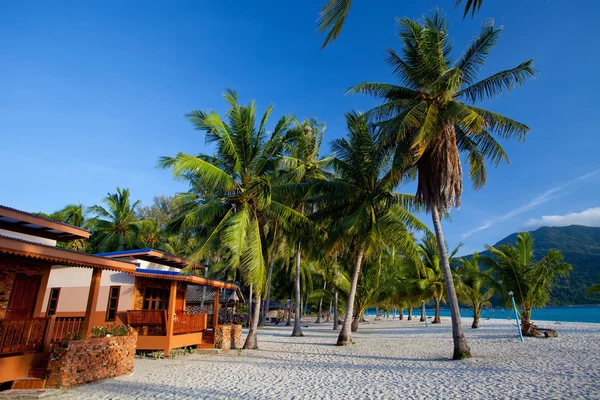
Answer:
[{"left": 49, "top": 318, "right": 600, "bottom": 400}]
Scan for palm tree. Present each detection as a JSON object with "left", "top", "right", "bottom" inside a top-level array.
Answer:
[
  {"left": 313, "top": 111, "right": 424, "bottom": 345},
  {"left": 159, "top": 89, "right": 309, "bottom": 349},
  {"left": 317, "top": 0, "right": 484, "bottom": 48},
  {"left": 88, "top": 188, "right": 142, "bottom": 252},
  {"left": 349, "top": 11, "right": 535, "bottom": 359},
  {"left": 587, "top": 282, "right": 600, "bottom": 295},
  {"left": 50, "top": 204, "right": 88, "bottom": 251},
  {"left": 279, "top": 118, "right": 332, "bottom": 336},
  {"left": 419, "top": 232, "right": 462, "bottom": 324},
  {"left": 483, "top": 232, "right": 572, "bottom": 336},
  {"left": 455, "top": 252, "right": 494, "bottom": 328}
]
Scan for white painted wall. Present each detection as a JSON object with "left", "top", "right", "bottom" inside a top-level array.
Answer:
[{"left": 0, "top": 229, "right": 57, "bottom": 246}]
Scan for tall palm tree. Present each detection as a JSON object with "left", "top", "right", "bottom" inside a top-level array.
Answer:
[
  {"left": 455, "top": 252, "right": 494, "bottom": 328},
  {"left": 313, "top": 111, "right": 425, "bottom": 346},
  {"left": 349, "top": 11, "right": 535, "bottom": 359},
  {"left": 483, "top": 232, "right": 571, "bottom": 336},
  {"left": 280, "top": 118, "right": 333, "bottom": 336},
  {"left": 159, "top": 89, "right": 309, "bottom": 349},
  {"left": 317, "top": 0, "right": 484, "bottom": 48},
  {"left": 88, "top": 188, "right": 141, "bottom": 252},
  {"left": 50, "top": 204, "right": 88, "bottom": 251}
]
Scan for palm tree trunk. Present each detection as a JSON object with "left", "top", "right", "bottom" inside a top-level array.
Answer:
[
  {"left": 248, "top": 283, "right": 253, "bottom": 328},
  {"left": 327, "top": 299, "right": 332, "bottom": 322},
  {"left": 292, "top": 241, "right": 304, "bottom": 337},
  {"left": 433, "top": 296, "right": 441, "bottom": 324},
  {"left": 243, "top": 291, "right": 261, "bottom": 349},
  {"left": 399, "top": 308, "right": 404, "bottom": 320},
  {"left": 351, "top": 314, "right": 360, "bottom": 332},
  {"left": 333, "top": 289, "right": 339, "bottom": 330},
  {"left": 392, "top": 306, "right": 396, "bottom": 319},
  {"left": 316, "top": 281, "right": 327, "bottom": 323},
  {"left": 337, "top": 244, "right": 365, "bottom": 346},
  {"left": 286, "top": 297, "right": 292, "bottom": 326},
  {"left": 521, "top": 307, "right": 533, "bottom": 336},
  {"left": 420, "top": 303, "right": 426, "bottom": 322},
  {"left": 408, "top": 306, "right": 413, "bottom": 320},
  {"left": 260, "top": 244, "right": 277, "bottom": 328},
  {"left": 431, "top": 208, "right": 471, "bottom": 359}
]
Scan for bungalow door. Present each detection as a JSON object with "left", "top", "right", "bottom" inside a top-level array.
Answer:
[{"left": 5, "top": 273, "right": 41, "bottom": 320}]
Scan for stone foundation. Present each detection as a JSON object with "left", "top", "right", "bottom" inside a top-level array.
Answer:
[
  {"left": 231, "top": 324, "right": 243, "bottom": 349},
  {"left": 47, "top": 334, "right": 137, "bottom": 388},
  {"left": 214, "top": 325, "right": 231, "bottom": 350}
]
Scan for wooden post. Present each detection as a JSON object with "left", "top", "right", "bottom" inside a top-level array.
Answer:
[
  {"left": 165, "top": 280, "right": 177, "bottom": 354},
  {"left": 82, "top": 268, "right": 102, "bottom": 339},
  {"left": 213, "top": 287, "right": 219, "bottom": 330},
  {"left": 33, "top": 268, "right": 51, "bottom": 317},
  {"left": 42, "top": 315, "right": 57, "bottom": 352}
]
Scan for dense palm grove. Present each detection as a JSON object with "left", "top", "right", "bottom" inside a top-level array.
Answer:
[{"left": 37, "top": 12, "right": 572, "bottom": 358}]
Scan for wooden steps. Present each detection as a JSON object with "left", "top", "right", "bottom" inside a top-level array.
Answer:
[{"left": 11, "top": 378, "right": 45, "bottom": 390}]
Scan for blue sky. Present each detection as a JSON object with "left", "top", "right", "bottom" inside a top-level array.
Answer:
[{"left": 1, "top": 0, "right": 599, "bottom": 254}]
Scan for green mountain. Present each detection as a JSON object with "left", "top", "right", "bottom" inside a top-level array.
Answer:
[{"left": 470, "top": 225, "right": 600, "bottom": 306}]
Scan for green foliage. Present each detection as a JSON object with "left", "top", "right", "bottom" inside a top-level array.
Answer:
[
  {"left": 152, "top": 350, "right": 164, "bottom": 360},
  {"left": 91, "top": 324, "right": 131, "bottom": 338}
]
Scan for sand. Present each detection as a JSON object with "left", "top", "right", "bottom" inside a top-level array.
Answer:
[{"left": 49, "top": 317, "right": 600, "bottom": 399}]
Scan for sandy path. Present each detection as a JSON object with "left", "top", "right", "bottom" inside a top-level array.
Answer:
[{"left": 49, "top": 318, "right": 600, "bottom": 399}]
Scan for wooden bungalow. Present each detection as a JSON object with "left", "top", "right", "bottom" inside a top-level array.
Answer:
[
  {"left": 43, "top": 248, "right": 238, "bottom": 355},
  {"left": 0, "top": 205, "right": 137, "bottom": 386}
]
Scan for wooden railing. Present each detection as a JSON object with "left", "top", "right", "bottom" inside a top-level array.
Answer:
[
  {"left": 127, "top": 310, "right": 167, "bottom": 336},
  {"left": 173, "top": 314, "right": 207, "bottom": 335},
  {"left": 0, "top": 317, "right": 49, "bottom": 355},
  {"left": 52, "top": 316, "right": 84, "bottom": 342}
]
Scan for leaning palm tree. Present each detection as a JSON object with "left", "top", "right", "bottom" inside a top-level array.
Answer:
[
  {"left": 88, "top": 188, "right": 141, "bottom": 252},
  {"left": 349, "top": 11, "right": 535, "bottom": 359},
  {"left": 159, "top": 89, "right": 309, "bottom": 349},
  {"left": 313, "top": 111, "right": 425, "bottom": 346},
  {"left": 455, "top": 252, "right": 494, "bottom": 328},
  {"left": 317, "top": 0, "right": 484, "bottom": 48},
  {"left": 483, "top": 232, "right": 572, "bottom": 336}
]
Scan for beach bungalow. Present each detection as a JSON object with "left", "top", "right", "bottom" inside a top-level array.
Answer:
[
  {"left": 0, "top": 205, "right": 137, "bottom": 386},
  {"left": 41, "top": 248, "right": 238, "bottom": 355}
]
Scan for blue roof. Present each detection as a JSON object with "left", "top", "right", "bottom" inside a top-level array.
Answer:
[
  {"left": 135, "top": 268, "right": 189, "bottom": 276},
  {"left": 95, "top": 248, "right": 154, "bottom": 257}
]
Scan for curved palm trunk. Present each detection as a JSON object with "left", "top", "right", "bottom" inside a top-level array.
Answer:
[
  {"left": 337, "top": 245, "right": 365, "bottom": 346},
  {"left": 408, "top": 306, "right": 413, "bottom": 321},
  {"left": 420, "top": 303, "right": 426, "bottom": 322},
  {"left": 431, "top": 208, "right": 471, "bottom": 359},
  {"left": 432, "top": 296, "right": 441, "bottom": 324},
  {"left": 333, "top": 289, "right": 339, "bottom": 330},
  {"left": 243, "top": 291, "right": 261, "bottom": 349},
  {"left": 292, "top": 241, "right": 304, "bottom": 337},
  {"left": 260, "top": 247, "right": 277, "bottom": 328},
  {"left": 199, "top": 265, "right": 208, "bottom": 313},
  {"left": 326, "top": 299, "right": 332, "bottom": 322}
]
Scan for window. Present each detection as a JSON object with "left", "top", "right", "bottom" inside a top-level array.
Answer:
[
  {"left": 106, "top": 286, "right": 121, "bottom": 321},
  {"left": 46, "top": 288, "right": 60, "bottom": 316},
  {"left": 143, "top": 288, "right": 169, "bottom": 310}
]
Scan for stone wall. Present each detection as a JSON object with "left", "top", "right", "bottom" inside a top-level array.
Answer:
[
  {"left": 214, "top": 325, "right": 231, "bottom": 350},
  {"left": 231, "top": 324, "right": 243, "bottom": 349},
  {"left": 47, "top": 334, "right": 137, "bottom": 388},
  {"left": 0, "top": 255, "right": 49, "bottom": 319}
]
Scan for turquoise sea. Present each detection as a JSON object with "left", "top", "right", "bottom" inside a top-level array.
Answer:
[{"left": 365, "top": 305, "right": 600, "bottom": 323}]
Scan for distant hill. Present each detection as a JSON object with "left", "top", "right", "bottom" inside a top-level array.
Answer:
[{"left": 464, "top": 225, "right": 600, "bottom": 306}]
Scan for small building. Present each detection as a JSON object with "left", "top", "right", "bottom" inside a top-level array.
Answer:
[
  {"left": 0, "top": 205, "right": 137, "bottom": 385},
  {"left": 43, "top": 248, "right": 238, "bottom": 354}
]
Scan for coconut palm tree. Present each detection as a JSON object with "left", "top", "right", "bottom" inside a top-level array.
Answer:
[
  {"left": 88, "top": 188, "right": 142, "bottom": 252},
  {"left": 312, "top": 111, "right": 425, "bottom": 345},
  {"left": 349, "top": 11, "right": 535, "bottom": 359},
  {"left": 317, "top": 0, "right": 484, "bottom": 48},
  {"left": 455, "top": 252, "right": 494, "bottom": 328},
  {"left": 418, "top": 232, "right": 462, "bottom": 324},
  {"left": 50, "top": 204, "right": 88, "bottom": 251},
  {"left": 159, "top": 89, "right": 310, "bottom": 349},
  {"left": 279, "top": 118, "right": 333, "bottom": 336},
  {"left": 483, "top": 232, "right": 572, "bottom": 336}
]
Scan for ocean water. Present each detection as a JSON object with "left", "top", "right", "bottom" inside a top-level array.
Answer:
[{"left": 365, "top": 305, "right": 600, "bottom": 323}]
